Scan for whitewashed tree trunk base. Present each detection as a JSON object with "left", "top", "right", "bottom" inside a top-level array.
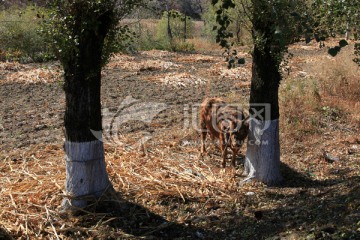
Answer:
[
  {"left": 61, "top": 140, "right": 112, "bottom": 210},
  {"left": 243, "top": 119, "right": 283, "bottom": 186}
]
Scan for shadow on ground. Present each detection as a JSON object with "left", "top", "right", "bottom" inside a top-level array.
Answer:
[
  {"left": 0, "top": 227, "right": 13, "bottom": 240},
  {"left": 58, "top": 191, "right": 218, "bottom": 239},
  {"left": 4, "top": 163, "right": 358, "bottom": 239}
]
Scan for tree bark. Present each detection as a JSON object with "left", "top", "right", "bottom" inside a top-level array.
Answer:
[
  {"left": 166, "top": 2, "right": 173, "bottom": 40},
  {"left": 235, "top": 19, "right": 241, "bottom": 43},
  {"left": 345, "top": 22, "right": 350, "bottom": 40},
  {"left": 244, "top": 0, "right": 283, "bottom": 186},
  {"left": 184, "top": 15, "right": 187, "bottom": 41},
  {"left": 61, "top": 13, "right": 113, "bottom": 210},
  {"left": 62, "top": 140, "right": 111, "bottom": 209},
  {"left": 243, "top": 45, "right": 283, "bottom": 186},
  {"left": 243, "top": 119, "right": 282, "bottom": 186}
]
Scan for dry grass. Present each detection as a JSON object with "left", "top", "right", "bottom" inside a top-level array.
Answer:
[
  {"left": 279, "top": 77, "right": 322, "bottom": 141},
  {"left": 0, "top": 131, "right": 261, "bottom": 239},
  {"left": 280, "top": 42, "right": 360, "bottom": 142},
  {"left": 1, "top": 120, "right": 359, "bottom": 239},
  {"left": 106, "top": 56, "right": 181, "bottom": 72},
  {"left": 186, "top": 38, "right": 221, "bottom": 52},
  {"left": 1, "top": 45, "right": 359, "bottom": 239},
  {"left": 314, "top": 45, "right": 360, "bottom": 102},
  {"left": 0, "top": 62, "right": 63, "bottom": 84}
]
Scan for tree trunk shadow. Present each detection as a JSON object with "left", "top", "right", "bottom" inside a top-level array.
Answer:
[
  {"left": 280, "top": 162, "right": 342, "bottom": 188},
  {"left": 0, "top": 226, "right": 13, "bottom": 240},
  {"left": 61, "top": 190, "right": 216, "bottom": 239}
]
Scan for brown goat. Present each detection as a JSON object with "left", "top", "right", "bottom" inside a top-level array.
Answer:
[{"left": 199, "top": 98, "right": 249, "bottom": 168}]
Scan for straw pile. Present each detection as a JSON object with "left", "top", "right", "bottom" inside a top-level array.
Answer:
[
  {"left": 106, "top": 58, "right": 181, "bottom": 72},
  {"left": 209, "top": 61, "right": 252, "bottom": 83},
  {"left": 175, "top": 54, "right": 221, "bottom": 63},
  {"left": 0, "top": 62, "right": 63, "bottom": 84},
  {"left": 145, "top": 72, "right": 207, "bottom": 88},
  {"left": 140, "top": 50, "right": 177, "bottom": 58}
]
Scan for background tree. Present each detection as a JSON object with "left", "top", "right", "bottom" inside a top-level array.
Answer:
[
  {"left": 213, "top": 0, "right": 359, "bottom": 185},
  {"left": 203, "top": 0, "right": 251, "bottom": 44},
  {"left": 43, "top": 0, "right": 142, "bottom": 210},
  {"left": 243, "top": 0, "right": 304, "bottom": 185},
  {"left": 311, "top": 0, "right": 360, "bottom": 64},
  {"left": 312, "top": 0, "right": 359, "bottom": 40},
  {"left": 157, "top": 10, "right": 194, "bottom": 41}
]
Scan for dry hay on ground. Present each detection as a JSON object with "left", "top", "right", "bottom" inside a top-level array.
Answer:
[
  {"left": 288, "top": 44, "right": 319, "bottom": 51},
  {"left": 0, "top": 131, "right": 258, "bottom": 239},
  {"left": 209, "top": 62, "right": 252, "bottom": 82},
  {"left": 174, "top": 54, "right": 221, "bottom": 63},
  {"left": 1, "top": 47, "right": 359, "bottom": 239},
  {"left": 108, "top": 54, "right": 135, "bottom": 63},
  {"left": 106, "top": 57, "right": 181, "bottom": 72},
  {"left": 220, "top": 67, "right": 252, "bottom": 82},
  {"left": 105, "top": 133, "right": 252, "bottom": 202},
  {"left": 0, "top": 62, "right": 63, "bottom": 84},
  {"left": 0, "top": 62, "right": 29, "bottom": 72},
  {"left": 144, "top": 72, "right": 207, "bottom": 88},
  {"left": 140, "top": 50, "right": 177, "bottom": 58},
  {"left": 1, "top": 125, "right": 359, "bottom": 239},
  {"left": 0, "top": 144, "right": 65, "bottom": 239}
]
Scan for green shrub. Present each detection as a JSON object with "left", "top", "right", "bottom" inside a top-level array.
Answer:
[
  {"left": 201, "top": 3, "right": 218, "bottom": 41},
  {"left": 170, "top": 39, "right": 195, "bottom": 52},
  {"left": 202, "top": 1, "right": 252, "bottom": 46},
  {"left": 0, "top": 6, "right": 54, "bottom": 62},
  {"left": 104, "top": 25, "right": 138, "bottom": 55},
  {"left": 130, "top": 20, "right": 171, "bottom": 51},
  {"left": 129, "top": 16, "right": 195, "bottom": 52}
]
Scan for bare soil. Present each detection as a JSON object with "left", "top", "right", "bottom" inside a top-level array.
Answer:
[{"left": 0, "top": 43, "right": 359, "bottom": 239}]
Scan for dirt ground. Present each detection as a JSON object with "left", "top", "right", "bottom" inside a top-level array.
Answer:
[{"left": 0, "top": 43, "right": 359, "bottom": 239}]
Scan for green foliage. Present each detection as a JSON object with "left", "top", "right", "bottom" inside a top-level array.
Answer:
[
  {"left": 311, "top": 0, "right": 359, "bottom": 61},
  {"left": 311, "top": 0, "right": 360, "bottom": 39},
  {"left": 127, "top": 18, "right": 195, "bottom": 52},
  {"left": 251, "top": 0, "right": 310, "bottom": 67},
  {"left": 0, "top": 6, "right": 54, "bottom": 62},
  {"left": 170, "top": 39, "right": 195, "bottom": 52},
  {"left": 201, "top": 3, "right": 218, "bottom": 41},
  {"left": 133, "top": 24, "right": 169, "bottom": 50},
  {"left": 211, "top": 0, "right": 360, "bottom": 71},
  {"left": 150, "top": 10, "right": 195, "bottom": 52},
  {"left": 104, "top": 25, "right": 137, "bottom": 54},
  {"left": 41, "top": 0, "right": 144, "bottom": 66},
  {"left": 211, "top": 0, "right": 310, "bottom": 72},
  {"left": 202, "top": 0, "right": 252, "bottom": 45},
  {"left": 223, "top": 49, "right": 245, "bottom": 68},
  {"left": 210, "top": 0, "right": 235, "bottom": 49}
]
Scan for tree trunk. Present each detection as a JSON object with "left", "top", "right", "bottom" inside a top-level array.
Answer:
[
  {"left": 243, "top": 1, "right": 283, "bottom": 185},
  {"left": 166, "top": 2, "right": 173, "bottom": 40},
  {"left": 345, "top": 22, "right": 350, "bottom": 40},
  {"left": 63, "top": 141, "right": 111, "bottom": 209},
  {"left": 243, "top": 119, "right": 282, "bottom": 185},
  {"left": 235, "top": 19, "right": 241, "bottom": 43},
  {"left": 184, "top": 15, "right": 187, "bottom": 41},
  {"left": 61, "top": 22, "right": 112, "bottom": 210},
  {"left": 243, "top": 45, "right": 283, "bottom": 186}
]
